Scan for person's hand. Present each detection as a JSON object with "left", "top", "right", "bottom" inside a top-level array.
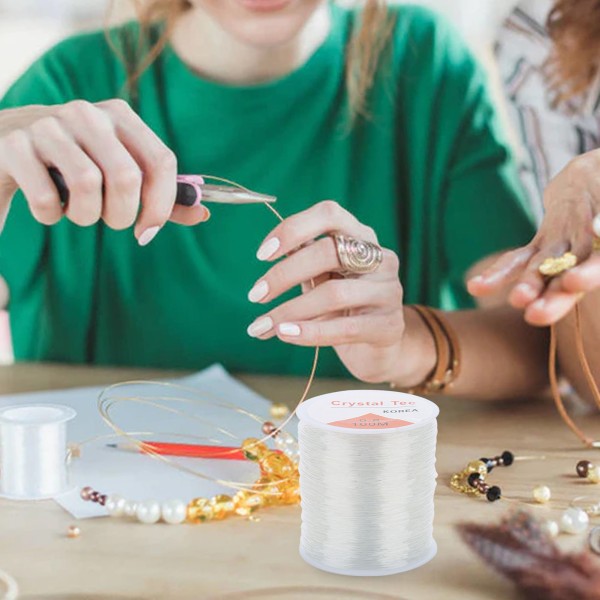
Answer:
[
  {"left": 468, "top": 151, "right": 600, "bottom": 326},
  {"left": 245, "top": 200, "right": 414, "bottom": 384},
  {"left": 0, "top": 100, "right": 209, "bottom": 245}
]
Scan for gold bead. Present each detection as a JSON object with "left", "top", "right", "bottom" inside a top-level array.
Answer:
[
  {"left": 280, "top": 483, "right": 301, "bottom": 505},
  {"left": 466, "top": 461, "right": 488, "bottom": 476},
  {"left": 270, "top": 403, "right": 290, "bottom": 420},
  {"left": 187, "top": 498, "right": 213, "bottom": 523},
  {"left": 587, "top": 465, "right": 600, "bottom": 484},
  {"left": 532, "top": 485, "right": 551, "bottom": 504},
  {"left": 241, "top": 437, "right": 268, "bottom": 461},
  {"left": 67, "top": 525, "right": 81, "bottom": 538},
  {"left": 234, "top": 491, "right": 264, "bottom": 516},
  {"left": 209, "top": 494, "right": 236, "bottom": 520},
  {"left": 260, "top": 452, "right": 296, "bottom": 480}
]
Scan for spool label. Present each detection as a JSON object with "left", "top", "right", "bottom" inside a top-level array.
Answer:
[
  {"left": 328, "top": 413, "right": 413, "bottom": 430},
  {"left": 299, "top": 390, "right": 439, "bottom": 433}
]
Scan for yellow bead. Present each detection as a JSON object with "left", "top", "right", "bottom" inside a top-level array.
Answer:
[
  {"left": 533, "top": 485, "right": 551, "bottom": 504},
  {"left": 466, "top": 461, "right": 488, "bottom": 476},
  {"left": 260, "top": 452, "right": 296, "bottom": 480},
  {"left": 587, "top": 465, "right": 600, "bottom": 484},
  {"left": 209, "top": 494, "right": 236, "bottom": 520},
  {"left": 241, "top": 437, "right": 268, "bottom": 461},
  {"left": 187, "top": 498, "right": 213, "bottom": 523},
  {"left": 280, "top": 484, "right": 301, "bottom": 506},
  {"left": 233, "top": 491, "right": 264, "bottom": 516},
  {"left": 270, "top": 403, "right": 290, "bottom": 420}
]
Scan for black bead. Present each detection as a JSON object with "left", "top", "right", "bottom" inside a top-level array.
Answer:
[
  {"left": 486, "top": 486, "right": 501, "bottom": 502},
  {"left": 501, "top": 451, "right": 514, "bottom": 467},
  {"left": 468, "top": 473, "right": 481, "bottom": 488}
]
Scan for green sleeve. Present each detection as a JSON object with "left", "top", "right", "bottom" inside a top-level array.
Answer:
[{"left": 435, "top": 20, "right": 536, "bottom": 307}]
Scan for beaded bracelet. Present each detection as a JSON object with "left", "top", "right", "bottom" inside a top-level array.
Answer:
[{"left": 80, "top": 423, "right": 300, "bottom": 525}]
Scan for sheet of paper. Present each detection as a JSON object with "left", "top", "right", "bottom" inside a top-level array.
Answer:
[{"left": 0, "top": 364, "right": 292, "bottom": 519}]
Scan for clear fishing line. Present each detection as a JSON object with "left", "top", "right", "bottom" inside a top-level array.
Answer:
[{"left": 297, "top": 390, "right": 439, "bottom": 576}]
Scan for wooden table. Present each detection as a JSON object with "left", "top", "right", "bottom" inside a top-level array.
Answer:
[{"left": 1, "top": 363, "right": 598, "bottom": 600}]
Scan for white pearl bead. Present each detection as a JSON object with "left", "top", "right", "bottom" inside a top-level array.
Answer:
[
  {"left": 532, "top": 485, "right": 551, "bottom": 504},
  {"left": 588, "top": 465, "right": 600, "bottom": 484},
  {"left": 105, "top": 494, "right": 127, "bottom": 517},
  {"left": 161, "top": 500, "right": 187, "bottom": 525},
  {"left": 541, "top": 520, "right": 560, "bottom": 538},
  {"left": 136, "top": 500, "right": 161, "bottom": 524},
  {"left": 561, "top": 507, "right": 589, "bottom": 534},
  {"left": 124, "top": 500, "right": 138, "bottom": 517}
]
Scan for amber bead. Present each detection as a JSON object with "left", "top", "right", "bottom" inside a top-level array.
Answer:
[
  {"left": 577, "top": 460, "right": 593, "bottom": 478},
  {"left": 241, "top": 437, "right": 268, "bottom": 462},
  {"left": 210, "top": 494, "right": 236, "bottom": 520},
  {"left": 187, "top": 498, "right": 214, "bottom": 523},
  {"left": 260, "top": 452, "right": 295, "bottom": 479},
  {"left": 233, "top": 491, "right": 264, "bottom": 516},
  {"left": 280, "top": 484, "right": 301, "bottom": 506}
]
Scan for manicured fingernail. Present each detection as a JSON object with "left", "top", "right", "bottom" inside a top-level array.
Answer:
[
  {"left": 514, "top": 283, "right": 536, "bottom": 300},
  {"left": 247, "top": 317, "right": 273, "bottom": 338},
  {"left": 257, "top": 238, "right": 280, "bottom": 261},
  {"left": 278, "top": 323, "right": 301, "bottom": 337},
  {"left": 593, "top": 214, "right": 600, "bottom": 238},
  {"left": 138, "top": 226, "right": 160, "bottom": 247},
  {"left": 532, "top": 298, "right": 546, "bottom": 311},
  {"left": 248, "top": 280, "right": 269, "bottom": 303},
  {"left": 201, "top": 206, "right": 211, "bottom": 221},
  {"left": 469, "top": 275, "right": 484, "bottom": 284}
]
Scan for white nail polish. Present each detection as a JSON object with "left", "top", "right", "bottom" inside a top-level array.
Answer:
[
  {"left": 470, "top": 275, "right": 484, "bottom": 284},
  {"left": 593, "top": 214, "right": 600, "bottom": 238},
  {"left": 138, "top": 226, "right": 160, "bottom": 247},
  {"left": 279, "top": 323, "right": 301, "bottom": 337},
  {"left": 532, "top": 299, "right": 546, "bottom": 311},
  {"left": 248, "top": 280, "right": 269, "bottom": 303},
  {"left": 247, "top": 317, "right": 273, "bottom": 338},
  {"left": 257, "top": 238, "right": 280, "bottom": 261}
]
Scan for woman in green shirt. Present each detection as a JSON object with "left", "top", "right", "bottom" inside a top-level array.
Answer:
[{"left": 0, "top": 0, "right": 562, "bottom": 399}]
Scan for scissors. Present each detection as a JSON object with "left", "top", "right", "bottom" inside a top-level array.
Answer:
[{"left": 48, "top": 167, "right": 277, "bottom": 206}]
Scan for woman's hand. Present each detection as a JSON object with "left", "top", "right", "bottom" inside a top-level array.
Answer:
[
  {"left": 245, "top": 200, "right": 428, "bottom": 385},
  {"left": 468, "top": 151, "right": 600, "bottom": 326},
  {"left": 0, "top": 100, "right": 209, "bottom": 244}
]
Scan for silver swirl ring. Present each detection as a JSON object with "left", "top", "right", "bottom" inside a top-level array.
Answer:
[{"left": 333, "top": 234, "right": 383, "bottom": 276}]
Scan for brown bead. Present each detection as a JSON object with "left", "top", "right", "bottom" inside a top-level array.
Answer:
[
  {"left": 577, "top": 460, "right": 593, "bottom": 478},
  {"left": 98, "top": 495, "right": 107, "bottom": 506},
  {"left": 90, "top": 492, "right": 100, "bottom": 503},
  {"left": 80, "top": 487, "right": 93, "bottom": 501},
  {"left": 262, "top": 421, "right": 278, "bottom": 437}
]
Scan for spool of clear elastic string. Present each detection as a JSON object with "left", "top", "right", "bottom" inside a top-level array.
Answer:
[
  {"left": 0, "top": 404, "right": 76, "bottom": 500},
  {"left": 297, "top": 390, "right": 439, "bottom": 576}
]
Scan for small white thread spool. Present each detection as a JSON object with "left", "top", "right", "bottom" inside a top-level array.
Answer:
[
  {"left": 0, "top": 404, "right": 76, "bottom": 500},
  {"left": 297, "top": 390, "right": 439, "bottom": 576}
]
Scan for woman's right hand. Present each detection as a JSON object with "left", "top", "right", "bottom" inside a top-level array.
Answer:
[{"left": 0, "top": 100, "right": 210, "bottom": 244}]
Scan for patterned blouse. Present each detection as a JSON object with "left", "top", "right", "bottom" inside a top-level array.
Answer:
[{"left": 496, "top": 0, "right": 600, "bottom": 224}]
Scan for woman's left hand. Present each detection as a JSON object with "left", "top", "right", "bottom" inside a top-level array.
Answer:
[
  {"left": 246, "top": 200, "right": 406, "bottom": 383},
  {"left": 467, "top": 151, "right": 600, "bottom": 326}
]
